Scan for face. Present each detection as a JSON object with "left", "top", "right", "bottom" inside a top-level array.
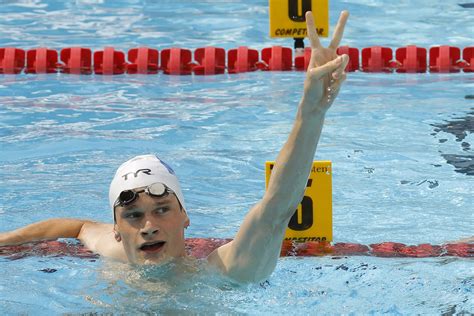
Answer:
[{"left": 114, "top": 190, "right": 189, "bottom": 265}]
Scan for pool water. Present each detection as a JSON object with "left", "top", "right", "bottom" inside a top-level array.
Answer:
[{"left": 1, "top": 0, "right": 473, "bottom": 314}]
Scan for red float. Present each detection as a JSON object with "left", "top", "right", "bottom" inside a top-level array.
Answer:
[
  {"left": 193, "top": 47, "right": 226, "bottom": 75},
  {"left": 161, "top": 48, "right": 194, "bottom": 75},
  {"left": 0, "top": 47, "right": 25, "bottom": 74},
  {"left": 395, "top": 45, "right": 427, "bottom": 73},
  {"left": 60, "top": 47, "right": 92, "bottom": 74},
  {"left": 26, "top": 48, "right": 58, "bottom": 74},
  {"left": 461, "top": 46, "right": 474, "bottom": 72},
  {"left": 361, "top": 46, "right": 393, "bottom": 72},
  {"left": 429, "top": 46, "right": 461, "bottom": 73},
  {"left": 260, "top": 46, "right": 293, "bottom": 71},
  {"left": 127, "top": 47, "right": 159, "bottom": 74},
  {"left": 93, "top": 47, "right": 126, "bottom": 75},
  {"left": 227, "top": 46, "right": 260, "bottom": 73}
]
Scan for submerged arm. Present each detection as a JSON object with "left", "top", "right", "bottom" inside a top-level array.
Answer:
[
  {"left": 208, "top": 11, "right": 350, "bottom": 282},
  {"left": 0, "top": 218, "right": 93, "bottom": 246}
]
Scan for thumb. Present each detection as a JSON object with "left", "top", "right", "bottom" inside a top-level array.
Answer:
[{"left": 308, "top": 55, "right": 344, "bottom": 80}]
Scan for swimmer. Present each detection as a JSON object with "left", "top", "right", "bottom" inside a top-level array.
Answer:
[{"left": 0, "top": 11, "right": 351, "bottom": 282}]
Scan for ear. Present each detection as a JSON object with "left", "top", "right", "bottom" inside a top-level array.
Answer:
[{"left": 113, "top": 225, "right": 122, "bottom": 242}]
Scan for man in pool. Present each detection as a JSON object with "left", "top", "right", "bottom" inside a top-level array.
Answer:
[{"left": 0, "top": 11, "right": 351, "bottom": 282}]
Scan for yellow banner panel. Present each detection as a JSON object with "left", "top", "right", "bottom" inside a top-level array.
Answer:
[
  {"left": 269, "top": 0, "right": 329, "bottom": 38},
  {"left": 265, "top": 161, "right": 332, "bottom": 242}
]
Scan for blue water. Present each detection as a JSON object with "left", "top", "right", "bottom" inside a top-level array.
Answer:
[{"left": 1, "top": 0, "right": 473, "bottom": 314}]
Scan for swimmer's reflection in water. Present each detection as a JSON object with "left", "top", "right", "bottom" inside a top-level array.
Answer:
[{"left": 0, "top": 11, "right": 471, "bottom": 283}]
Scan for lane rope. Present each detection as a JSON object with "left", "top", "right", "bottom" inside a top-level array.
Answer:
[
  {"left": 0, "top": 239, "right": 472, "bottom": 260},
  {"left": 1, "top": 45, "right": 473, "bottom": 75}
]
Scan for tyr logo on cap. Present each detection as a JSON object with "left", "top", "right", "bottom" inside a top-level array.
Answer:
[{"left": 122, "top": 168, "right": 152, "bottom": 181}]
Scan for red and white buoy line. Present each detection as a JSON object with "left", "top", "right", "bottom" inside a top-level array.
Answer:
[
  {"left": 0, "top": 45, "right": 473, "bottom": 75},
  {"left": 0, "top": 239, "right": 472, "bottom": 260}
]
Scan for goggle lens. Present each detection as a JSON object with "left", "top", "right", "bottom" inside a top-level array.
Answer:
[
  {"left": 147, "top": 182, "right": 167, "bottom": 196},
  {"left": 118, "top": 190, "right": 137, "bottom": 206},
  {"left": 115, "top": 183, "right": 170, "bottom": 208}
]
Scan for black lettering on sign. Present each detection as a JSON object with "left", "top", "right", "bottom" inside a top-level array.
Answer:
[
  {"left": 285, "top": 236, "right": 327, "bottom": 242},
  {"left": 274, "top": 28, "right": 322, "bottom": 37},
  {"left": 288, "top": 195, "right": 313, "bottom": 230},
  {"left": 312, "top": 166, "right": 328, "bottom": 173},
  {"left": 288, "top": 0, "right": 312, "bottom": 22}
]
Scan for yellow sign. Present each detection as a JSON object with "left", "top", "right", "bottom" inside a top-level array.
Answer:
[
  {"left": 265, "top": 161, "right": 332, "bottom": 242},
  {"left": 269, "top": 0, "right": 329, "bottom": 38}
]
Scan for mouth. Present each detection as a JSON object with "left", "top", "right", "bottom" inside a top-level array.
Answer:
[{"left": 139, "top": 241, "right": 166, "bottom": 253}]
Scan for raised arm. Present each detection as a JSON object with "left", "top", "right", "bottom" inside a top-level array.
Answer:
[
  {"left": 208, "top": 11, "right": 350, "bottom": 282},
  {"left": 0, "top": 218, "right": 93, "bottom": 246}
]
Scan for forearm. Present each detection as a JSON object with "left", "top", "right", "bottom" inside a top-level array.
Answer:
[
  {"left": 0, "top": 218, "right": 91, "bottom": 246},
  {"left": 264, "top": 102, "right": 326, "bottom": 222}
]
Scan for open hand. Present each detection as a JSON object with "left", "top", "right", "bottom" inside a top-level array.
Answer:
[{"left": 302, "top": 11, "right": 350, "bottom": 113}]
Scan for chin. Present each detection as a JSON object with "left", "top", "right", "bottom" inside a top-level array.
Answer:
[
  {"left": 137, "top": 251, "right": 167, "bottom": 264},
  {"left": 141, "top": 255, "right": 170, "bottom": 265}
]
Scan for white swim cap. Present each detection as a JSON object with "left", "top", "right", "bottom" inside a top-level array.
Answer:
[{"left": 109, "top": 154, "right": 186, "bottom": 215}]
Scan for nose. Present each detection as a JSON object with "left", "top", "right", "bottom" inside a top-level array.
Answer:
[
  {"left": 140, "top": 219, "right": 159, "bottom": 237},
  {"left": 141, "top": 227, "right": 159, "bottom": 237}
]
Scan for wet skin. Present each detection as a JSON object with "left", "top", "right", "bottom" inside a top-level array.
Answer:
[{"left": 114, "top": 192, "right": 190, "bottom": 265}]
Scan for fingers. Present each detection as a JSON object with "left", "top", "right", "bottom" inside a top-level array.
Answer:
[
  {"left": 309, "top": 54, "right": 346, "bottom": 80},
  {"left": 332, "top": 54, "right": 349, "bottom": 80},
  {"left": 329, "top": 10, "right": 349, "bottom": 50},
  {"left": 305, "top": 11, "right": 322, "bottom": 49},
  {"left": 329, "top": 73, "right": 346, "bottom": 92},
  {"left": 326, "top": 73, "right": 346, "bottom": 104}
]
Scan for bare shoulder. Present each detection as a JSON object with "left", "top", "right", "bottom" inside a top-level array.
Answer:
[{"left": 78, "top": 222, "right": 127, "bottom": 261}]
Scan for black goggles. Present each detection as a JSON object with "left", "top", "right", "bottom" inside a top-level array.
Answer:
[{"left": 114, "top": 182, "right": 173, "bottom": 208}]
